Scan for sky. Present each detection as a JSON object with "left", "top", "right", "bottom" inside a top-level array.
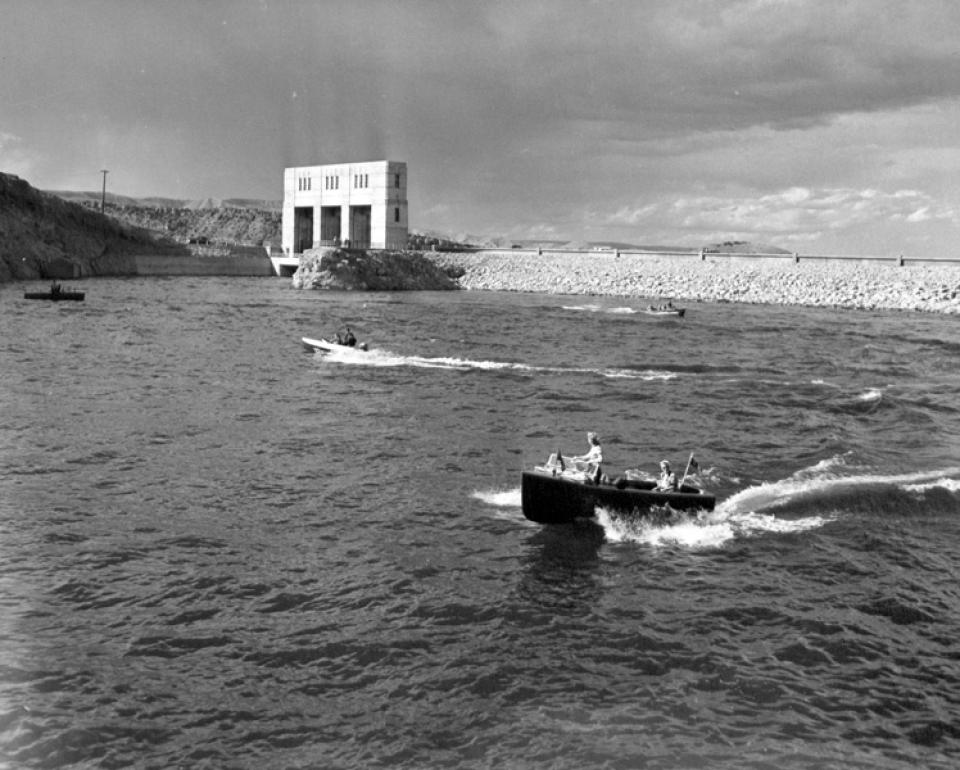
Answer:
[{"left": 3, "top": 0, "right": 960, "bottom": 256}]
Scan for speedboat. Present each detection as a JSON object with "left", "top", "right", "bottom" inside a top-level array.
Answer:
[
  {"left": 302, "top": 336, "right": 369, "bottom": 353},
  {"left": 521, "top": 455, "right": 714, "bottom": 525},
  {"left": 644, "top": 306, "right": 685, "bottom": 317}
]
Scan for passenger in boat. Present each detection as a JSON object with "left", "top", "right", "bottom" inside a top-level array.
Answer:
[
  {"left": 656, "top": 460, "right": 678, "bottom": 491},
  {"left": 572, "top": 432, "right": 604, "bottom": 482},
  {"left": 343, "top": 326, "right": 357, "bottom": 347}
]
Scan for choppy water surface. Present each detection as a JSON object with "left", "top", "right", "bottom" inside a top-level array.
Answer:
[{"left": 1, "top": 277, "right": 959, "bottom": 768}]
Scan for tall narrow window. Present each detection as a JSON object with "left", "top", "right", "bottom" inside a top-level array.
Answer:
[
  {"left": 395, "top": 173, "right": 400, "bottom": 188},
  {"left": 394, "top": 207, "right": 400, "bottom": 223}
]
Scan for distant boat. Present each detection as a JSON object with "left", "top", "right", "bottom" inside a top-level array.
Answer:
[
  {"left": 24, "top": 282, "right": 85, "bottom": 302},
  {"left": 644, "top": 305, "right": 684, "bottom": 317},
  {"left": 301, "top": 336, "right": 369, "bottom": 354}
]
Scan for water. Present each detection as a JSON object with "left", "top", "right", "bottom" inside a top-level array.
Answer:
[{"left": 2, "top": 277, "right": 959, "bottom": 769}]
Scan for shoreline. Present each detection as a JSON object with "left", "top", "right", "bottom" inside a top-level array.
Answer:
[{"left": 427, "top": 251, "right": 960, "bottom": 315}]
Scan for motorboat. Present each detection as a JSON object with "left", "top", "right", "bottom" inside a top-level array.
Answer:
[
  {"left": 522, "top": 455, "right": 714, "bottom": 525},
  {"left": 24, "top": 282, "right": 85, "bottom": 302},
  {"left": 301, "top": 336, "right": 369, "bottom": 353}
]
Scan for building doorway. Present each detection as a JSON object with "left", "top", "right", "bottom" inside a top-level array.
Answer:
[
  {"left": 349, "top": 205, "right": 371, "bottom": 249},
  {"left": 320, "top": 206, "right": 341, "bottom": 245},
  {"left": 294, "top": 207, "right": 313, "bottom": 253}
]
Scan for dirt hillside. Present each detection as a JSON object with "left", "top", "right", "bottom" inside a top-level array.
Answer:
[{"left": 0, "top": 173, "right": 188, "bottom": 282}]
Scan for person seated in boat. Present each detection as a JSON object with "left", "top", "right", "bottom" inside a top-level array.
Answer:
[
  {"left": 343, "top": 327, "right": 357, "bottom": 347},
  {"left": 656, "top": 460, "right": 678, "bottom": 491}
]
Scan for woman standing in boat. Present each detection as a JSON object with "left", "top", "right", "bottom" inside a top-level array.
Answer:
[
  {"left": 572, "top": 432, "right": 604, "bottom": 479},
  {"left": 656, "top": 460, "right": 678, "bottom": 491}
]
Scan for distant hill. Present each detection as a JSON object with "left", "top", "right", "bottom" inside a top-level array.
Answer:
[{"left": 702, "top": 240, "right": 792, "bottom": 255}]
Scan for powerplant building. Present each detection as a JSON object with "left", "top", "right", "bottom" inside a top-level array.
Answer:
[{"left": 281, "top": 160, "right": 408, "bottom": 255}]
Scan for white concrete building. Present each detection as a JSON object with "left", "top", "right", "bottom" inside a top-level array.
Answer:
[{"left": 281, "top": 160, "right": 407, "bottom": 256}]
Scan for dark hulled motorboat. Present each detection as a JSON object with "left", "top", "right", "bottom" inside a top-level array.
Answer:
[
  {"left": 24, "top": 282, "right": 85, "bottom": 302},
  {"left": 521, "top": 465, "right": 715, "bottom": 525}
]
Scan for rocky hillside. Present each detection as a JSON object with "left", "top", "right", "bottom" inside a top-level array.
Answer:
[
  {"left": 0, "top": 173, "right": 188, "bottom": 282},
  {"left": 73, "top": 200, "right": 282, "bottom": 247}
]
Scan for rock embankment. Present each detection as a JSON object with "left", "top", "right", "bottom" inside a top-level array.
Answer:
[
  {"left": 294, "top": 248, "right": 460, "bottom": 291},
  {"left": 426, "top": 251, "right": 960, "bottom": 314}
]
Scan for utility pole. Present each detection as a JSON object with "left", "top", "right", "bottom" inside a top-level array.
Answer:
[{"left": 100, "top": 169, "right": 108, "bottom": 213}]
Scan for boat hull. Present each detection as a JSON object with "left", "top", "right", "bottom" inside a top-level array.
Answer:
[
  {"left": 521, "top": 469, "right": 714, "bottom": 524},
  {"left": 24, "top": 292, "right": 85, "bottom": 301},
  {"left": 302, "top": 336, "right": 338, "bottom": 352}
]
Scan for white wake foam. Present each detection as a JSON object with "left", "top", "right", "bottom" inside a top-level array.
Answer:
[
  {"left": 472, "top": 488, "right": 521, "bottom": 508},
  {"left": 314, "top": 348, "right": 676, "bottom": 380}
]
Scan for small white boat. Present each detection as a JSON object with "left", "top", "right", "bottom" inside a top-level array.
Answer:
[{"left": 302, "top": 336, "right": 370, "bottom": 353}]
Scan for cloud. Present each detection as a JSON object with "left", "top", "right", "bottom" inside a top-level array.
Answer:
[
  {"left": 600, "top": 186, "right": 960, "bottom": 242},
  {"left": 0, "top": 132, "right": 38, "bottom": 179}
]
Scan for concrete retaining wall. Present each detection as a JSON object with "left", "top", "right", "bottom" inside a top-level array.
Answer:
[{"left": 131, "top": 254, "right": 275, "bottom": 276}]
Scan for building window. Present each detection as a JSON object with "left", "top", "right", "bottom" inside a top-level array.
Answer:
[
  {"left": 395, "top": 173, "right": 400, "bottom": 188},
  {"left": 364, "top": 174, "right": 368, "bottom": 188},
  {"left": 394, "top": 207, "right": 400, "bottom": 223}
]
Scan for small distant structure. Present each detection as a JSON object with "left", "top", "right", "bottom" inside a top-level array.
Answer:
[{"left": 279, "top": 160, "right": 407, "bottom": 273}]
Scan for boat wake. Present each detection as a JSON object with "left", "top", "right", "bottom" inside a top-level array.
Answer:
[
  {"left": 473, "top": 488, "right": 522, "bottom": 508},
  {"left": 718, "top": 463, "right": 960, "bottom": 518},
  {"left": 595, "top": 506, "right": 829, "bottom": 549},
  {"left": 312, "top": 347, "right": 676, "bottom": 381},
  {"left": 562, "top": 303, "right": 638, "bottom": 315}
]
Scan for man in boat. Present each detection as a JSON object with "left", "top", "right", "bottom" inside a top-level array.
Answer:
[
  {"left": 656, "top": 460, "right": 678, "bottom": 491},
  {"left": 343, "top": 327, "right": 357, "bottom": 347}
]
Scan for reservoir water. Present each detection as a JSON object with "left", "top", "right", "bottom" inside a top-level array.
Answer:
[{"left": 1, "top": 277, "right": 959, "bottom": 768}]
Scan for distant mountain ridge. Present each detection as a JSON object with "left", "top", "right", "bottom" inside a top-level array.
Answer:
[
  {"left": 46, "top": 191, "right": 790, "bottom": 255},
  {"left": 49, "top": 190, "right": 282, "bottom": 212}
]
